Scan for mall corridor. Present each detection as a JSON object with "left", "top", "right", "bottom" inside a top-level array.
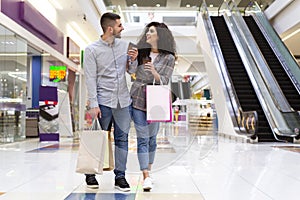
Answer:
[
  {"left": 1, "top": 0, "right": 300, "bottom": 199},
  {"left": 1, "top": 122, "right": 300, "bottom": 200}
]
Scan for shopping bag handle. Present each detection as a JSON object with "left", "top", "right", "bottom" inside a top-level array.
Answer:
[
  {"left": 152, "top": 78, "right": 163, "bottom": 85},
  {"left": 90, "top": 118, "right": 103, "bottom": 131}
]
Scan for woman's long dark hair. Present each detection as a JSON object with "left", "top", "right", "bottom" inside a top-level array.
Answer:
[{"left": 136, "top": 22, "right": 177, "bottom": 65}]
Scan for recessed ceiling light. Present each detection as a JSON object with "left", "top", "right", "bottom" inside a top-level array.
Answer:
[
  {"left": 186, "top": 4, "right": 190, "bottom": 8},
  {"left": 156, "top": 4, "right": 160, "bottom": 7},
  {"left": 209, "top": 4, "right": 213, "bottom": 7},
  {"left": 132, "top": 3, "right": 137, "bottom": 7}
]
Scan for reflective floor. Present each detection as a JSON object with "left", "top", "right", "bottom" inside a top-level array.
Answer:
[{"left": 1, "top": 122, "right": 300, "bottom": 200}]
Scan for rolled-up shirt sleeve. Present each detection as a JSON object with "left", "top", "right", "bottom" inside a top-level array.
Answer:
[{"left": 84, "top": 47, "right": 98, "bottom": 108}]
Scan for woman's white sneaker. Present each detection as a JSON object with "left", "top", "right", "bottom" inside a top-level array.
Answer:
[
  {"left": 143, "top": 177, "right": 153, "bottom": 192},
  {"left": 149, "top": 172, "right": 155, "bottom": 184}
]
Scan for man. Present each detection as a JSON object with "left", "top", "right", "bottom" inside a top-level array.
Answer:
[{"left": 83, "top": 12, "right": 138, "bottom": 192}]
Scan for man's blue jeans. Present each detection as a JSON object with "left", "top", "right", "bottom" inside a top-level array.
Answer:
[
  {"left": 131, "top": 107, "right": 160, "bottom": 171},
  {"left": 98, "top": 104, "right": 131, "bottom": 179}
]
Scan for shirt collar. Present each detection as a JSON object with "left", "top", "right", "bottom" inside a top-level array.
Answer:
[{"left": 99, "top": 35, "right": 115, "bottom": 47}]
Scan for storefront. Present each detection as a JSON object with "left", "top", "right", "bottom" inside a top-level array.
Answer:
[{"left": 0, "top": 24, "right": 81, "bottom": 143}]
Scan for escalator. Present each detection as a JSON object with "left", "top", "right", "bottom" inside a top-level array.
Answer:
[
  {"left": 244, "top": 16, "right": 300, "bottom": 113},
  {"left": 211, "top": 16, "right": 275, "bottom": 141}
]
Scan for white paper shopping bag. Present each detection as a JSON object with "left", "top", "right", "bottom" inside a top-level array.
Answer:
[
  {"left": 76, "top": 121, "right": 107, "bottom": 174},
  {"left": 103, "top": 131, "right": 114, "bottom": 171},
  {"left": 146, "top": 85, "right": 172, "bottom": 122}
]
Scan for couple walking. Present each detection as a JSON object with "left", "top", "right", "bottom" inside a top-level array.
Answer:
[{"left": 83, "top": 12, "right": 176, "bottom": 192}]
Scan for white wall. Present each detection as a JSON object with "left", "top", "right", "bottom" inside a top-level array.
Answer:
[{"left": 265, "top": 0, "right": 300, "bottom": 35}]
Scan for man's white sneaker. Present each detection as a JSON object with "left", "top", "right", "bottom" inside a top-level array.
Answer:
[{"left": 143, "top": 177, "right": 153, "bottom": 192}]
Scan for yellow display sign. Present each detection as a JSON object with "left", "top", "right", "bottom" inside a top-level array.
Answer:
[{"left": 49, "top": 66, "right": 67, "bottom": 82}]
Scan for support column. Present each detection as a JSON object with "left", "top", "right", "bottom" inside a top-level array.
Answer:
[{"left": 32, "top": 56, "right": 41, "bottom": 108}]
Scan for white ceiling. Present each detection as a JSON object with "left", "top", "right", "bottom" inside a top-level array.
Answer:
[
  {"left": 1, "top": 0, "right": 299, "bottom": 58},
  {"left": 55, "top": 0, "right": 299, "bottom": 57}
]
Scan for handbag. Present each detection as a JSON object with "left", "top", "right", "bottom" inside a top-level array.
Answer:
[
  {"left": 146, "top": 80, "right": 172, "bottom": 122},
  {"left": 76, "top": 119, "right": 107, "bottom": 174}
]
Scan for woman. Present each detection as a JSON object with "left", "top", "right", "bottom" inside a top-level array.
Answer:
[{"left": 128, "top": 22, "right": 176, "bottom": 191}]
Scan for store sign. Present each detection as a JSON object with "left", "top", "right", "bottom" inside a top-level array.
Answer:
[{"left": 49, "top": 65, "right": 67, "bottom": 82}]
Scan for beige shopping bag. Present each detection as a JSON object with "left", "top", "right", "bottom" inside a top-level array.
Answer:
[
  {"left": 103, "top": 131, "right": 114, "bottom": 171},
  {"left": 76, "top": 120, "right": 107, "bottom": 174},
  {"left": 146, "top": 84, "right": 172, "bottom": 122}
]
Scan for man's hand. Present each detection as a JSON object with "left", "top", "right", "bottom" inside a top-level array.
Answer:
[
  {"left": 128, "top": 47, "right": 138, "bottom": 62},
  {"left": 89, "top": 107, "right": 101, "bottom": 119}
]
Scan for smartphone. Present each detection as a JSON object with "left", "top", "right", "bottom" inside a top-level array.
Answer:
[
  {"left": 128, "top": 42, "right": 138, "bottom": 51},
  {"left": 127, "top": 42, "right": 137, "bottom": 62},
  {"left": 142, "top": 56, "right": 152, "bottom": 64}
]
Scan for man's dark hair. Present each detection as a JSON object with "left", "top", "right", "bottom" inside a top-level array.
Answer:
[{"left": 100, "top": 12, "right": 121, "bottom": 32}]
